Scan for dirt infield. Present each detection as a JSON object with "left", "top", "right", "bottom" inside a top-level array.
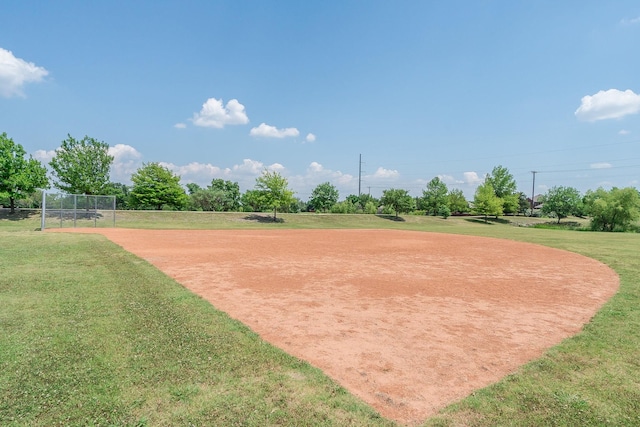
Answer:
[{"left": 57, "top": 228, "right": 619, "bottom": 424}]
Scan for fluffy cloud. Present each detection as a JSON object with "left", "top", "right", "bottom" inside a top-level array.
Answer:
[
  {"left": 463, "top": 171, "right": 483, "bottom": 185},
  {"left": 575, "top": 89, "right": 640, "bottom": 121},
  {"left": 33, "top": 149, "right": 56, "bottom": 164},
  {"left": 191, "top": 97, "right": 249, "bottom": 128},
  {"left": 174, "top": 123, "right": 186, "bottom": 129},
  {"left": 371, "top": 167, "right": 399, "bottom": 179},
  {"left": 108, "top": 144, "right": 143, "bottom": 183},
  {"left": 305, "top": 133, "right": 316, "bottom": 143},
  {"left": 620, "top": 16, "right": 640, "bottom": 25},
  {"left": 250, "top": 123, "right": 299, "bottom": 138},
  {"left": 590, "top": 162, "right": 612, "bottom": 169},
  {"left": 0, "top": 48, "right": 48, "bottom": 97},
  {"left": 619, "top": 129, "right": 630, "bottom": 135}
]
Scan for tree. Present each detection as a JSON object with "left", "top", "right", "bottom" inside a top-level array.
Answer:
[
  {"left": 254, "top": 169, "right": 295, "bottom": 220},
  {"left": 241, "top": 189, "right": 266, "bottom": 212},
  {"left": 209, "top": 179, "right": 241, "bottom": 211},
  {"left": 49, "top": 134, "right": 113, "bottom": 195},
  {"left": 447, "top": 189, "right": 469, "bottom": 214},
  {"left": 473, "top": 182, "right": 503, "bottom": 222},
  {"left": 309, "top": 182, "right": 339, "bottom": 212},
  {"left": 129, "top": 162, "right": 188, "bottom": 210},
  {"left": 422, "top": 177, "right": 448, "bottom": 215},
  {"left": 103, "top": 182, "right": 130, "bottom": 210},
  {"left": 380, "top": 188, "right": 415, "bottom": 218},
  {"left": 584, "top": 187, "right": 640, "bottom": 232},
  {"left": 0, "top": 132, "right": 48, "bottom": 213},
  {"left": 517, "top": 192, "right": 530, "bottom": 216},
  {"left": 486, "top": 165, "right": 518, "bottom": 215},
  {"left": 540, "top": 186, "right": 582, "bottom": 223}
]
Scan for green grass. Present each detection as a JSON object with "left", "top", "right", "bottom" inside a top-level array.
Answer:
[{"left": 2, "top": 210, "right": 639, "bottom": 426}]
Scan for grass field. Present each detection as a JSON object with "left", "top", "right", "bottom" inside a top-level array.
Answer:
[{"left": 1, "top": 210, "right": 639, "bottom": 426}]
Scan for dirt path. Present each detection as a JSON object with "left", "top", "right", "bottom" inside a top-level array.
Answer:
[{"left": 55, "top": 228, "right": 619, "bottom": 425}]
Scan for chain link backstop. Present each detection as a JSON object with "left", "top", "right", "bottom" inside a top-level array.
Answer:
[{"left": 41, "top": 192, "right": 116, "bottom": 230}]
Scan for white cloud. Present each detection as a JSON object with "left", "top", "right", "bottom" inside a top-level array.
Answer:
[
  {"left": 108, "top": 144, "right": 143, "bottom": 183},
  {"left": 191, "top": 97, "right": 249, "bottom": 128},
  {"left": 232, "top": 158, "right": 265, "bottom": 175},
  {"left": 174, "top": 122, "right": 186, "bottom": 129},
  {"left": 463, "top": 171, "right": 483, "bottom": 185},
  {"left": 0, "top": 48, "right": 48, "bottom": 97},
  {"left": 620, "top": 16, "right": 640, "bottom": 26},
  {"left": 371, "top": 167, "right": 399, "bottom": 179},
  {"left": 618, "top": 129, "right": 630, "bottom": 135},
  {"left": 250, "top": 123, "right": 299, "bottom": 138},
  {"left": 575, "top": 89, "right": 640, "bottom": 121},
  {"left": 305, "top": 133, "right": 316, "bottom": 143},
  {"left": 33, "top": 149, "right": 56, "bottom": 164},
  {"left": 590, "top": 162, "right": 612, "bottom": 169},
  {"left": 438, "top": 174, "right": 464, "bottom": 185}
]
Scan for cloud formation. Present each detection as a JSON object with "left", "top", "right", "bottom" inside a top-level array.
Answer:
[
  {"left": 0, "top": 48, "right": 49, "bottom": 97},
  {"left": 371, "top": 167, "right": 399, "bottom": 179},
  {"left": 620, "top": 16, "right": 640, "bottom": 26},
  {"left": 250, "top": 123, "right": 299, "bottom": 138},
  {"left": 305, "top": 133, "right": 316, "bottom": 143},
  {"left": 590, "top": 162, "right": 612, "bottom": 169},
  {"left": 108, "top": 144, "right": 143, "bottom": 182},
  {"left": 191, "top": 97, "right": 249, "bottom": 128},
  {"left": 575, "top": 89, "right": 640, "bottom": 121}
]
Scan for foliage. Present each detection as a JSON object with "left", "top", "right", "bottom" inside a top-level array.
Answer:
[
  {"left": 447, "top": 189, "right": 469, "bottom": 214},
  {"left": 240, "top": 189, "right": 266, "bottom": 212},
  {"left": 129, "top": 163, "right": 188, "bottom": 210},
  {"left": 309, "top": 182, "right": 339, "bottom": 212},
  {"left": 517, "top": 192, "right": 530, "bottom": 215},
  {"left": 104, "top": 182, "right": 130, "bottom": 210},
  {"left": 254, "top": 169, "right": 295, "bottom": 220},
  {"left": 540, "top": 186, "right": 582, "bottom": 223},
  {"left": 345, "top": 193, "right": 379, "bottom": 213},
  {"left": 584, "top": 187, "right": 640, "bottom": 232},
  {"left": 473, "top": 181, "right": 503, "bottom": 222},
  {"left": 486, "top": 165, "right": 519, "bottom": 214},
  {"left": 380, "top": 188, "right": 415, "bottom": 218},
  {"left": 421, "top": 177, "right": 449, "bottom": 216},
  {"left": 0, "top": 132, "right": 49, "bottom": 213},
  {"left": 330, "top": 199, "right": 357, "bottom": 214},
  {"left": 49, "top": 134, "right": 113, "bottom": 195},
  {"left": 189, "top": 179, "right": 241, "bottom": 211},
  {"left": 438, "top": 204, "right": 451, "bottom": 219}
]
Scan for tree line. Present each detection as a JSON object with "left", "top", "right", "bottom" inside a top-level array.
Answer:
[{"left": 2, "top": 132, "right": 639, "bottom": 231}]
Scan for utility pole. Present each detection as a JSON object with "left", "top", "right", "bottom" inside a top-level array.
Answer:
[
  {"left": 358, "top": 154, "right": 362, "bottom": 196},
  {"left": 530, "top": 171, "right": 537, "bottom": 216}
]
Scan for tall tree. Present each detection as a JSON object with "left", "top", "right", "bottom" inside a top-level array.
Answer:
[
  {"left": 0, "top": 132, "right": 49, "bottom": 213},
  {"left": 486, "top": 165, "right": 518, "bottom": 214},
  {"left": 254, "top": 169, "right": 294, "bottom": 220},
  {"left": 309, "top": 182, "right": 339, "bottom": 212},
  {"left": 380, "top": 188, "right": 415, "bottom": 218},
  {"left": 540, "top": 186, "right": 582, "bottom": 223},
  {"left": 49, "top": 134, "right": 113, "bottom": 195},
  {"left": 422, "top": 177, "right": 449, "bottom": 215},
  {"left": 447, "top": 189, "right": 469, "bottom": 214},
  {"left": 473, "top": 182, "right": 503, "bottom": 222},
  {"left": 129, "top": 162, "right": 188, "bottom": 210},
  {"left": 584, "top": 187, "right": 640, "bottom": 232},
  {"left": 209, "top": 179, "right": 241, "bottom": 211}
]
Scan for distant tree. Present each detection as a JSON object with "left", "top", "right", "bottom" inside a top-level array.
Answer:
[
  {"left": 438, "top": 204, "right": 451, "bottom": 219},
  {"left": 254, "top": 169, "right": 295, "bottom": 220},
  {"left": 209, "top": 179, "right": 241, "bottom": 211},
  {"left": 129, "top": 162, "right": 188, "bottom": 210},
  {"left": 186, "top": 183, "right": 202, "bottom": 195},
  {"left": 473, "top": 182, "right": 503, "bottom": 222},
  {"left": 540, "top": 186, "right": 582, "bottom": 223},
  {"left": 380, "top": 188, "right": 415, "bottom": 218},
  {"left": 447, "top": 189, "right": 469, "bottom": 214},
  {"left": 422, "top": 177, "right": 449, "bottom": 215},
  {"left": 309, "top": 182, "right": 339, "bottom": 212},
  {"left": 0, "top": 132, "right": 49, "bottom": 213},
  {"left": 486, "top": 165, "right": 518, "bottom": 214},
  {"left": 331, "top": 199, "right": 357, "bottom": 214},
  {"left": 49, "top": 134, "right": 113, "bottom": 195},
  {"left": 517, "top": 192, "right": 530, "bottom": 215},
  {"left": 241, "top": 189, "right": 266, "bottom": 212},
  {"left": 103, "top": 182, "right": 130, "bottom": 210},
  {"left": 584, "top": 187, "right": 640, "bottom": 232}
]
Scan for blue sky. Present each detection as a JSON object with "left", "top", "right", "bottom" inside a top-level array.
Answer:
[{"left": 1, "top": 1, "right": 639, "bottom": 200}]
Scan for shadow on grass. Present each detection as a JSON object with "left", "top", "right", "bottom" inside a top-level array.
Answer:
[
  {"left": 375, "top": 214, "right": 406, "bottom": 222},
  {"left": 243, "top": 214, "right": 284, "bottom": 223},
  {"left": 0, "top": 209, "right": 40, "bottom": 221}
]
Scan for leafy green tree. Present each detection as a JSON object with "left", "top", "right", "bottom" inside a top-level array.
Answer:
[
  {"left": 209, "top": 179, "right": 241, "bottom": 211},
  {"left": 584, "top": 187, "right": 640, "bottom": 232},
  {"left": 0, "top": 132, "right": 49, "bottom": 213},
  {"left": 129, "top": 162, "right": 188, "bottom": 210},
  {"left": 447, "top": 189, "right": 469, "bottom": 214},
  {"left": 517, "top": 192, "right": 530, "bottom": 215},
  {"left": 186, "top": 183, "right": 202, "bottom": 195},
  {"left": 103, "top": 182, "right": 130, "bottom": 210},
  {"left": 486, "top": 165, "right": 518, "bottom": 214},
  {"left": 49, "top": 134, "right": 113, "bottom": 195},
  {"left": 330, "top": 199, "right": 357, "bottom": 214},
  {"left": 309, "top": 182, "right": 339, "bottom": 212},
  {"left": 254, "top": 169, "right": 295, "bottom": 220},
  {"left": 540, "top": 186, "right": 582, "bottom": 223},
  {"left": 473, "top": 181, "right": 503, "bottom": 222},
  {"left": 380, "top": 188, "right": 415, "bottom": 218},
  {"left": 241, "top": 189, "right": 266, "bottom": 212},
  {"left": 422, "top": 177, "right": 448, "bottom": 215}
]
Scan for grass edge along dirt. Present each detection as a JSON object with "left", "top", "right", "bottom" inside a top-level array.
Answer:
[{"left": 1, "top": 212, "right": 639, "bottom": 426}]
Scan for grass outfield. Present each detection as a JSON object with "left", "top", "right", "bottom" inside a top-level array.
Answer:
[{"left": 1, "top": 211, "right": 639, "bottom": 426}]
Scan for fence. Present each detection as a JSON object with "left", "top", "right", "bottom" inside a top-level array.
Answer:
[{"left": 41, "top": 192, "right": 116, "bottom": 230}]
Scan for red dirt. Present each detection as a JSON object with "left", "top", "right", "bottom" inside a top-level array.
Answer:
[{"left": 54, "top": 228, "right": 619, "bottom": 425}]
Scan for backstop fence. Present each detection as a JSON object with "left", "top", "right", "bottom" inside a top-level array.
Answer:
[{"left": 41, "top": 192, "right": 116, "bottom": 230}]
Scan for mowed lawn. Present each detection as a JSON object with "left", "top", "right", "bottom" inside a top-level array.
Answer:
[{"left": 1, "top": 211, "right": 639, "bottom": 426}]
